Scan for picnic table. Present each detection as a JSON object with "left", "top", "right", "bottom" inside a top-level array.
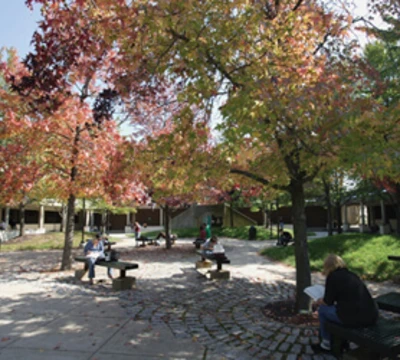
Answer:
[
  {"left": 195, "top": 250, "right": 231, "bottom": 280},
  {"left": 375, "top": 255, "right": 400, "bottom": 314},
  {"left": 326, "top": 318, "right": 400, "bottom": 359},
  {"left": 137, "top": 237, "right": 155, "bottom": 247},
  {"left": 74, "top": 255, "right": 139, "bottom": 291},
  {"left": 193, "top": 238, "right": 206, "bottom": 249}
]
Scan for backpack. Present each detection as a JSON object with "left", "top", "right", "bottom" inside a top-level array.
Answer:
[{"left": 105, "top": 250, "right": 120, "bottom": 262}]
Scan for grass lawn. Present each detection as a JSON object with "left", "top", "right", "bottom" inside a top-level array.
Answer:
[
  {"left": 0, "top": 232, "right": 120, "bottom": 252},
  {"left": 261, "top": 233, "right": 400, "bottom": 282},
  {"left": 146, "top": 226, "right": 279, "bottom": 240},
  {"left": 143, "top": 226, "right": 315, "bottom": 240}
]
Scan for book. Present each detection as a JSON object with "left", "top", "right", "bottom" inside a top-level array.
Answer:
[
  {"left": 304, "top": 284, "right": 325, "bottom": 301},
  {"left": 85, "top": 252, "right": 105, "bottom": 261}
]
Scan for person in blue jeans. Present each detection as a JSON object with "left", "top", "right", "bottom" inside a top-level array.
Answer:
[
  {"left": 312, "top": 254, "right": 378, "bottom": 353},
  {"left": 84, "top": 234, "right": 112, "bottom": 285}
]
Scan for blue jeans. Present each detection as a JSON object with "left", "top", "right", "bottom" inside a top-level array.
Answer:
[
  {"left": 86, "top": 258, "right": 112, "bottom": 279},
  {"left": 318, "top": 305, "right": 342, "bottom": 342}
]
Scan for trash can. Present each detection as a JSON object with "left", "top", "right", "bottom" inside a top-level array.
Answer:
[{"left": 249, "top": 225, "right": 257, "bottom": 240}]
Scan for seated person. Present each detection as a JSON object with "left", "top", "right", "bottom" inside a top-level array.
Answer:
[
  {"left": 311, "top": 254, "right": 378, "bottom": 353},
  {"left": 201, "top": 235, "right": 219, "bottom": 259},
  {"left": 277, "top": 230, "right": 292, "bottom": 246},
  {"left": 84, "top": 234, "right": 112, "bottom": 284},
  {"left": 370, "top": 223, "right": 379, "bottom": 234},
  {"left": 154, "top": 231, "right": 178, "bottom": 245}
]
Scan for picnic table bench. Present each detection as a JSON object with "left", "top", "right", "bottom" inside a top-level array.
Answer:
[
  {"left": 376, "top": 292, "right": 400, "bottom": 314},
  {"left": 74, "top": 255, "right": 139, "bottom": 291},
  {"left": 326, "top": 318, "right": 400, "bottom": 359},
  {"left": 136, "top": 236, "right": 156, "bottom": 247},
  {"left": 137, "top": 234, "right": 176, "bottom": 247},
  {"left": 193, "top": 238, "right": 206, "bottom": 249},
  {"left": 375, "top": 255, "right": 400, "bottom": 314},
  {"left": 196, "top": 250, "right": 231, "bottom": 280}
]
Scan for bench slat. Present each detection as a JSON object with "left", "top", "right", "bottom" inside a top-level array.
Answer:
[{"left": 326, "top": 318, "right": 400, "bottom": 356}]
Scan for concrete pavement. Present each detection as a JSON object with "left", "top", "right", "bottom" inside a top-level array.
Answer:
[{"left": 0, "top": 234, "right": 398, "bottom": 360}]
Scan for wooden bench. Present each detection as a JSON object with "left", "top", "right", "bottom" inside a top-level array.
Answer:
[
  {"left": 193, "top": 238, "right": 206, "bottom": 249},
  {"left": 136, "top": 237, "right": 155, "bottom": 247},
  {"left": 326, "top": 318, "right": 400, "bottom": 359},
  {"left": 75, "top": 256, "right": 139, "bottom": 291},
  {"left": 196, "top": 250, "right": 231, "bottom": 280}
]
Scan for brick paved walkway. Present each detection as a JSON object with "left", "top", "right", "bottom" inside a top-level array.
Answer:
[{"left": 0, "top": 236, "right": 398, "bottom": 359}]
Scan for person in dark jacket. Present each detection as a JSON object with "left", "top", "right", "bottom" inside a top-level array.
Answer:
[{"left": 312, "top": 254, "right": 378, "bottom": 353}]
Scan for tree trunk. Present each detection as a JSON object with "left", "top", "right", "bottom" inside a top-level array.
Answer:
[
  {"left": 335, "top": 202, "right": 342, "bottom": 234},
  {"left": 19, "top": 202, "right": 26, "bottom": 237},
  {"left": 269, "top": 202, "right": 273, "bottom": 238},
  {"left": 290, "top": 180, "right": 312, "bottom": 313},
  {"left": 230, "top": 201, "right": 234, "bottom": 228},
  {"left": 164, "top": 205, "right": 172, "bottom": 249},
  {"left": 323, "top": 180, "right": 333, "bottom": 236},
  {"left": 101, "top": 210, "right": 107, "bottom": 234},
  {"left": 61, "top": 193, "right": 76, "bottom": 270},
  {"left": 394, "top": 197, "right": 400, "bottom": 235},
  {"left": 81, "top": 198, "right": 86, "bottom": 243},
  {"left": 60, "top": 204, "right": 67, "bottom": 232}
]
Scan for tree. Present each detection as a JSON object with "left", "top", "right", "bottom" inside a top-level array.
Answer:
[
  {"left": 138, "top": 0, "right": 376, "bottom": 312},
  {"left": 0, "top": 53, "right": 129, "bottom": 268},
  {"left": 129, "top": 107, "right": 220, "bottom": 248},
  {"left": 349, "top": 8, "right": 400, "bottom": 233},
  {"left": 3, "top": 1, "right": 154, "bottom": 268},
  {"left": 23, "top": 0, "right": 378, "bottom": 311}
]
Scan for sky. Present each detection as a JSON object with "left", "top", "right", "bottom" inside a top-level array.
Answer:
[
  {"left": 0, "top": 0, "right": 380, "bottom": 59},
  {"left": 0, "top": 1, "right": 41, "bottom": 58}
]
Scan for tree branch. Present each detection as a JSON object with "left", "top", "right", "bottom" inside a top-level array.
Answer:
[
  {"left": 205, "top": 50, "right": 243, "bottom": 88},
  {"left": 230, "top": 168, "right": 269, "bottom": 185},
  {"left": 292, "top": 0, "right": 303, "bottom": 11},
  {"left": 313, "top": 31, "right": 331, "bottom": 56},
  {"left": 230, "top": 168, "right": 287, "bottom": 191}
]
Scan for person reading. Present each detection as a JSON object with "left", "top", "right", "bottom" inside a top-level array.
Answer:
[
  {"left": 311, "top": 254, "right": 378, "bottom": 353},
  {"left": 201, "top": 235, "right": 219, "bottom": 259},
  {"left": 84, "top": 234, "right": 112, "bottom": 285}
]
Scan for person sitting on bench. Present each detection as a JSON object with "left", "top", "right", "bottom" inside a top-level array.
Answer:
[
  {"left": 153, "top": 231, "right": 177, "bottom": 245},
  {"left": 370, "top": 223, "right": 379, "bottom": 234},
  {"left": 277, "top": 230, "right": 292, "bottom": 246},
  {"left": 311, "top": 254, "right": 378, "bottom": 354},
  {"left": 84, "top": 234, "right": 112, "bottom": 284},
  {"left": 201, "top": 235, "right": 219, "bottom": 259}
]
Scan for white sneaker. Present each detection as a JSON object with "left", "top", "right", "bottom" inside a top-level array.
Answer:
[{"left": 321, "top": 339, "right": 331, "bottom": 351}]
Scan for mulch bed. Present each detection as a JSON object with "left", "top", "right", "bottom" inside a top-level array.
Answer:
[{"left": 263, "top": 299, "right": 320, "bottom": 327}]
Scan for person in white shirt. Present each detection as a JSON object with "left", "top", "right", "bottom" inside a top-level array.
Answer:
[{"left": 201, "top": 235, "right": 218, "bottom": 257}]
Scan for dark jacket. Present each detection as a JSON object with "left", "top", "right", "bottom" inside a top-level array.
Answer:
[{"left": 324, "top": 268, "right": 378, "bottom": 326}]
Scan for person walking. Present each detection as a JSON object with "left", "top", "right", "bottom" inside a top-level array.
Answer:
[{"left": 134, "top": 221, "right": 141, "bottom": 241}]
